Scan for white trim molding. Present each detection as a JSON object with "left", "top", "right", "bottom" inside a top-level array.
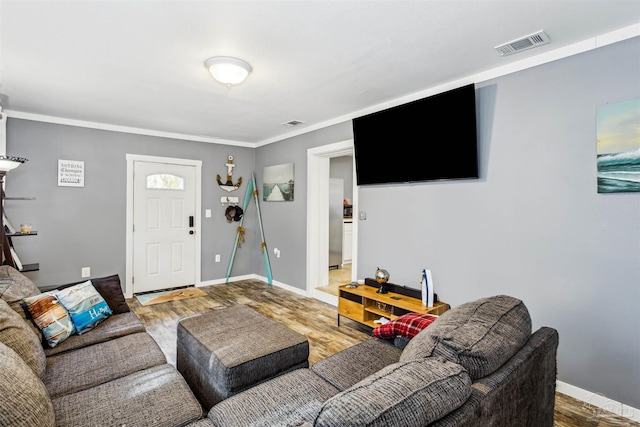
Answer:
[
  {"left": 5, "top": 110, "right": 254, "bottom": 148},
  {"left": 556, "top": 381, "right": 640, "bottom": 423},
  {"left": 306, "top": 140, "right": 357, "bottom": 296}
]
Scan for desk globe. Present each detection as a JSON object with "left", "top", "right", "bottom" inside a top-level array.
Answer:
[{"left": 375, "top": 267, "right": 389, "bottom": 294}]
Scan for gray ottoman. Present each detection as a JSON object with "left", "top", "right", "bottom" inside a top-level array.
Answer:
[{"left": 177, "top": 304, "right": 309, "bottom": 410}]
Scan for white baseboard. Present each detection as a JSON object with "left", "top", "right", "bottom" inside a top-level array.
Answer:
[
  {"left": 556, "top": 381, "right": 639, "bottom": 423},
  {"left": 310, "top": 288, "right": 338, "bottom": 306},
  {"left": 197, "top": 274, "right": 255, "bottom": 287},
  {"left": 200, "top": 274, "right": 311, "bottom": 298}
]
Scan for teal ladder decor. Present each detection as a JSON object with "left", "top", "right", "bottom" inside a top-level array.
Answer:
[{"left": 226, "top": 173, "right": 273, "bottom": 284}]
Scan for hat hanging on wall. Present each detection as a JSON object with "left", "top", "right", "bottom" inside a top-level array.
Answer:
[{"left": 225, "top": 205, "right": 244, "bottom": 223}]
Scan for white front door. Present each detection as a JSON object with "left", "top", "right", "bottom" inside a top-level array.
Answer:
[{"left": 132, "top": 161, "right": 196, "bottom": 293}]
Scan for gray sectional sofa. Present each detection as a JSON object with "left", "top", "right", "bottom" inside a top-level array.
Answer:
[
  {"left": 0, "top": 266, "right": 204, "bottom": 427},
  {"left": 201, "top": 293, "right": 559, "bottom": 427},
  {"left": 1, "top": 263, "right": 559, "bottom": 427}
]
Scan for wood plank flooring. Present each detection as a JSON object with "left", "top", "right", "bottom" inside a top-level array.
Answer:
[{"left": 128, "top": 278, "right": 638, "bottom": 427}]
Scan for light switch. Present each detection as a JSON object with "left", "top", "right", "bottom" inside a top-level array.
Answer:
[{"left": 205, "top": 209, "right": 212, "bottom": 218}]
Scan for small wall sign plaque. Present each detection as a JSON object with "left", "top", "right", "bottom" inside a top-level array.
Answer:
[{"left": 58, "top": 159, "right": 85, "bottom": 187}]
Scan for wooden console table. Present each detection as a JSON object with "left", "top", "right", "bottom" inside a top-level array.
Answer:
[{"left": 338, "top": 283, "right": 449, "bottom": 328}]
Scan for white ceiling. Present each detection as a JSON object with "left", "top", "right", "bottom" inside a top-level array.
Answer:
[{"left": 1, "top": 1, "right": 639, "bottom": 147}]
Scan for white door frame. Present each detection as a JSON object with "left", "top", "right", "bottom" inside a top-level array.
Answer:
[
  {"left": 306, "top": 140, "right": 358, "bottom": 301},
  {"left": 125, "top": 154, "right": 202, "bottom": 298}
]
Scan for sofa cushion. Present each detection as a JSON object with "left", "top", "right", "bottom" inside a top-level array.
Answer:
[
  {"left": 44, "top": 311, "right": 146, "bottom": 357},
  {"left": 0, "top": 266, "right": 45, "bottom": 342},
  {"left": 311, "top": 338, "right": 402, "bottom": 391},
  {"left": 24, "top": 291, "right": 76, "bottom": 348},
  {"left": 0, "top": 265, "right": 40, "bottom": 301},
  {"left": 57, "top": 274, "right": 130, "bottom": 314},
  {"left": 55, "top": 281, "right": 112, "bottom": 334},
  {"left": 43, "top": 332, "right": 167, "bottom": 399},
  {"left": 314, "top": 357, "right": 471, "bottom": 427},
  {"left": 0, "top": 341, "right": 55, "bottom": 427},
  {"left": 400, "top": 295, "right": 532, "bottom": 380},
  {"left": 0, "top": 299, "right": 46, "bottom": 377},
  {"left": 0, "top": 265, "right": 40, "bottom": 313},
  {"left": 208, "top": 369, "right": 339, "bottom": 427},
  {"left": 52, "top": 364, "right": 203, "bottom": 427},
  {"left": 372, "top": 312, "right": 438, "bottom": 339}
]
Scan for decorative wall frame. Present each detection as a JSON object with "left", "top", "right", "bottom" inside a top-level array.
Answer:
[
  {"left": 58, "top": 159, "right": 84, "bottom": 187},
  {"left": 263, "top": 163, "right": 294, "bottom": 201},
  {"left": 596, "top": 97, "right": 640, "bottom": 193}
]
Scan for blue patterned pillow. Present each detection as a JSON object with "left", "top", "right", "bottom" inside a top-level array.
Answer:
[{"left": 55, "top": 281, "right": 112, "bottom": 334}]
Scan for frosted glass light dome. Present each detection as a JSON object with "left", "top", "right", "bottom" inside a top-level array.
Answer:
[{"left": 205, "top": 56, "right": 252, "bottom": 85}]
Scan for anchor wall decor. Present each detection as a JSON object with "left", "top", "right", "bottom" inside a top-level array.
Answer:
[{"left": 217, "top": 155, "right": 242, "bottom": 192}]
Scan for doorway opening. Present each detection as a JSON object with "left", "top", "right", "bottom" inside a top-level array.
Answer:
[{"left": 306, "top": 140, "right": 357, "bottom": 305}]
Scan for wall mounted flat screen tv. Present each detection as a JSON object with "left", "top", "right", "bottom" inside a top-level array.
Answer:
[{"left": 352, "top": 83, "right": 478, "bottom": 185}]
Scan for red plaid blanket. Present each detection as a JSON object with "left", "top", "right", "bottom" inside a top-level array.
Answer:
[{"left": 372, "top": 312, "right": 438, "bottom": 339}]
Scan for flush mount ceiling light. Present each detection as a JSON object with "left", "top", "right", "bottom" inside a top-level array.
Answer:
[{"left": 205, "top": 56, "right": 252, "bottom": 86}]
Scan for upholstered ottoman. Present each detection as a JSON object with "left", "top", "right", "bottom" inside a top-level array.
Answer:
[{"left": 177, "top": 304, "right": 309, "bottom": 410}]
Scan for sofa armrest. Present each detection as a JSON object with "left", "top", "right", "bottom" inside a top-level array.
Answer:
[{"left": 430, "top": 327, "right": 559, "bottom": 427}]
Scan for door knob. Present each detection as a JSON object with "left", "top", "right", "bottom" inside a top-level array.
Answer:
[
  {"left": 189, "top": 230, "right": 194, "bottom": 235},
  {"left": 189, "top": 216, "right": 194, "bottom": 227}
]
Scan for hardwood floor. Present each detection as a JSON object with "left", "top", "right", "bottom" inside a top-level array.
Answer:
[{"left": 128, "top": 278, "right": 638, "bottom": 427}]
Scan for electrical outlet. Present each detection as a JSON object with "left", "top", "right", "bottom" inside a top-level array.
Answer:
[
  {"left": 215, "top": 254, "right": 220, "bottom": 263},
  {"left": 81, "top": 267, "right": 90, "bottom": 278}
]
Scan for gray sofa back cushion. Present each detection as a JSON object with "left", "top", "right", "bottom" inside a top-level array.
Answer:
[
  {"left": 0, "top": 299, "right": 46, "bottom": 377},
  {"left": 0, "top": 266, "right": 44, "bottom": 342},
  {"left": 314, "top": 357, "right": 471, "bottom": 427},
  {"left": 400, "top": 295, "right": 532, "bottom": 380},
  {"left": 0, "top": 266, "right": 41, "bottom": 307},
  {"left": 0, "top": 341, "right": 54, "bottom": 427}
]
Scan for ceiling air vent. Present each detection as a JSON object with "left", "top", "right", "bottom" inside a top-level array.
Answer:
[
  {"left": 495, "top": 30, "right": 551, "bottom": 56},
  {"left": 282, "top": 120, "right": 305, "bottom": 127}
]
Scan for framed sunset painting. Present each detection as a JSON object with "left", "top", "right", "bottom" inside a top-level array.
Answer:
[{"left": 596, "top": 97, "right": 640, "bottom": 193}]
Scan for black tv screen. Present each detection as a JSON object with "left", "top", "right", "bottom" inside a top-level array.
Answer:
[{"left": 353, "top": 83, "right": 479, "bottom": 185}]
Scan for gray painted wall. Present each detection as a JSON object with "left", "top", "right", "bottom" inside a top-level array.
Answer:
[
  {"left": 4, "top": 36, "right": 639, "bottom": 409},
  {"left": 254, "top": 121, "right": 353, "bottom": 287},
  {"left": 5, "top": 120, "right": 256, "bottom": 287},
  {"left": 258, "top": 37, "right": 640, "bottom": 408}
]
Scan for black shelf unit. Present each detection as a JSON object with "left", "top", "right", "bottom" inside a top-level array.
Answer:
[{"left": 2, "top": 194, "right": 38, "bottom": 272}]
